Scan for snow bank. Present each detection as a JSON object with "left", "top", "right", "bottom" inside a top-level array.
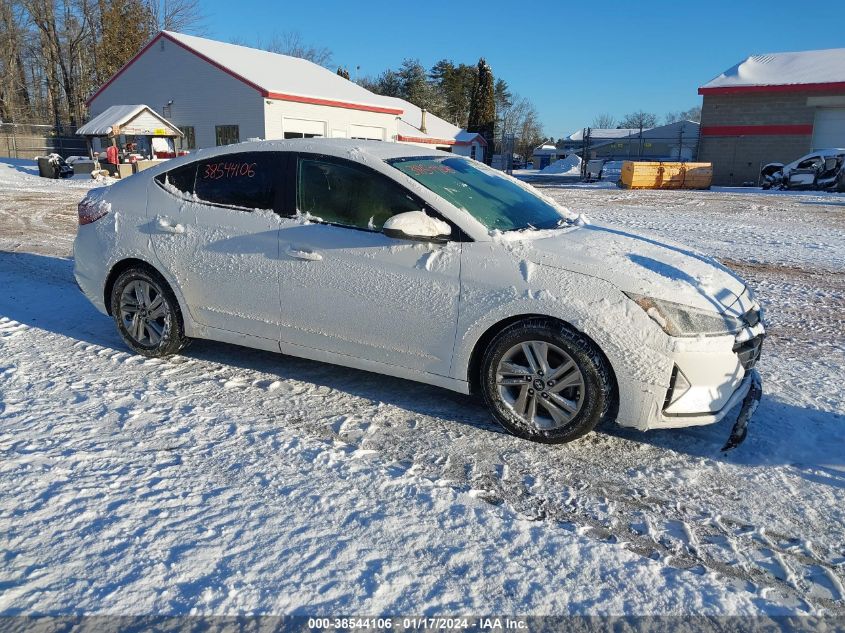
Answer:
[{"left": 540, "top": 154, "right": 582, "bottom": 175}]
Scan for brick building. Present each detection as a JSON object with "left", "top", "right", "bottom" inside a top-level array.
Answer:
[{"left": 698, "top": 48, "right": 845, "bottom": 185}]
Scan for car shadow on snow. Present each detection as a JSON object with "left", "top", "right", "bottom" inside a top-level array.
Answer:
[
  {"left": 2, "top": 249, "right": 842, "bottom": 479},
  {"left": 0, "top": 250, "right": 504, "bottom": 439},
  {"left": 605, "top": 397, "right": 845, "bottom": 485}
]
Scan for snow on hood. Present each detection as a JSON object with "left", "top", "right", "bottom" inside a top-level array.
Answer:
[{"left": 511, "top": 223, "right": 748, "bottom": 313}]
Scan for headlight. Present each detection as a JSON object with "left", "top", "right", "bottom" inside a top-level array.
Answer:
[{"left": 625, "top": 292, "right": 745, "bottom": 337}]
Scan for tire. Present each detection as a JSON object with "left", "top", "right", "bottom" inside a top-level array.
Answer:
[
  {"left": 110, "top": 266, "right": 190, "bottom": 357},
  {"left": 479, "top": 318, "right": 615, "bottom": 444}
]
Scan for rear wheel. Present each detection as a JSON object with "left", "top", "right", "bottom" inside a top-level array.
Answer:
[
  {"left": 480, "top": 319, "right": 614, "bottom": 443},
  {"left": 111, "top": 267, "right": 189, "bottom": 357}
]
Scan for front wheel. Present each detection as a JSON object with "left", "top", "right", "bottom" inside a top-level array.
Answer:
[
  {"left": 480, "top": 319, "right": 615, "bottom": 444},
  {"left": 111, "top": 267, "right": 190, "bottom": 357}
]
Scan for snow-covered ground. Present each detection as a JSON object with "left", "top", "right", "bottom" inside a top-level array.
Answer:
[{"left": 1, "top": 158, "right": 844, "bottom": 616}]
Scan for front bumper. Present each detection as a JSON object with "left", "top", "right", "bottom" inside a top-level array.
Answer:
[
  {"left": 657, "top": 367, "right": 761, "bottom": 429},
  {"left": 722, "top": 369, "right": 762, "bottom": 450}
]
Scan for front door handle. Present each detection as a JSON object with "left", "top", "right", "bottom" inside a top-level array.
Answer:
[
  {"left": 157, "top": 217, "right": 186, "bottom": 234},
  {"left": 286, "top": 247, "right": 323, "bottom": 261}
]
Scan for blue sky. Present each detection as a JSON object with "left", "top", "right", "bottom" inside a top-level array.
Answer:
[{"left": 201, "top": 0, "right": 843, "bottom": 137}]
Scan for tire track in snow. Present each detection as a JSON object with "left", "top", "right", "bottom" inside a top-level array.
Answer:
[{"left": 2, "top": 315, "right": 842, "bottom": 614}]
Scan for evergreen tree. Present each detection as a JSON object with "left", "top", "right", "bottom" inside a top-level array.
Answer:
[
  {"left": 398, "top": 58, "right": 436, "bottom": 111},
  {"left": 97, "top": 0, "right": 157, "bottom": 84},
  {"left": 429, "top": 60, "right": 476, "bottom": 127},
  {"left": 467, "top": 58, "right": 495, "bottom": 162},
  {"left": 375, "top": 69, "right": 402, "bottom": 97}
]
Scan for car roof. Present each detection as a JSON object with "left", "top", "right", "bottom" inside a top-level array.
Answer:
[{"left": 185, "top": 138, "right": 453, "bottom": 161}]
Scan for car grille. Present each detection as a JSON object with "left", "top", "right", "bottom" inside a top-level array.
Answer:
[{"left": 733, "top": 334, "right": 764, "bottom": 371}]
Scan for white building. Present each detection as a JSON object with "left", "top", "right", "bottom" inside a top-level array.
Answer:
[{"left": 85, "top": 31, "right": 486, "bottom": 160}]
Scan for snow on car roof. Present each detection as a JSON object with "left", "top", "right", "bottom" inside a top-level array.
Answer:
[
  {"left": 700, "top": 47, "right": 845, "bottom": 90},
  {"left": 156, "top": 139, "right": 449, "bottom": 166}
]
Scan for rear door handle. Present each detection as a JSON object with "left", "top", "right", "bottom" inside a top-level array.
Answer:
[
  {"left": 286, "top": 247, "right": 323, "bottom": 261},
  {"left": 157, "top": 216, "right": 186, "bottom": 234}
]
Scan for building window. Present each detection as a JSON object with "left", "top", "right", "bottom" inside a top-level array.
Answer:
[
  {"left": 470, "top": 145, "right": 477, "bottom": 160},
  {"left": 179, "top": 126, "right": 196, "bottom": 150},
  {"left": 284, "top": 132, "right": 322, "bottom": 139},
  {"left": 215, "top": 125, "right": 239, "bottom": 146}
]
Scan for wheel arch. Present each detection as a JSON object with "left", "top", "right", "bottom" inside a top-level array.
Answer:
[
  {"left": 464, "top": 314, "right": 620, "bottom": 419},
  {"left": 104, "top": 258, "right": 158, "bottom": 315},
  {"left": 104, "top": 259, "right": 190, "bottom": 336}
]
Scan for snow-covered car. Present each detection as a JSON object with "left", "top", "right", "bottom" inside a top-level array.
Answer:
[
  {"left": 74, "top": 140, "right": 764, "bottom": 446},
  {"left": 761, "top": 149, "right": 845, "bottom": 191}
]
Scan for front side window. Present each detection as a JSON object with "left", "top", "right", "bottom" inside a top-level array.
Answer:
[
  {"left": 156, "top": 152, "right": 281, "bottom": 211},
  {"left": 297, "top": 158, "right": 420, "bottom": 230},
  {"left": 215, "top": 125, "right": 239, "bottom": 146},
  {"left": 389, "top": 156, "right": 565, "bottom": 232}
]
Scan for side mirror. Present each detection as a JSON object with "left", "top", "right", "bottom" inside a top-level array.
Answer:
[
  {"left": 823, "top": 157, "right": 838, "bottom": 172},
  {"left": 383, "top": 211, "right": 452, "bottom": 243}
]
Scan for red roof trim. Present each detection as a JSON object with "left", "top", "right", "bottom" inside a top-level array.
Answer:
[
  {"left": 699, "top": 81, "right": 845, "bottom": 96},
  {"left": 701, "top": 124, "right": 813, "bottom": 136},
  {"left": 266, "top": 92, "right": 402, "bottom": 115},
  {"left": 86, "top": 32, "right": 404, "bottom": 115},
  {"left": 398, "top": 134, "right": 457, "bottom": 146},
  {"left": 397, "top": 133, "right": 487, "bottom": 146}
]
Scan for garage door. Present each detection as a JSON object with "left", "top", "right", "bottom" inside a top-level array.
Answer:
[
  {"left": 349, "top": 124, "right": 385, "bottom": 141},
  {"left": 283, "top": 117, "right": 326, "bottom": 138},
  {"left": 812, "top": 108, "right": 845, "bottom": 150}
]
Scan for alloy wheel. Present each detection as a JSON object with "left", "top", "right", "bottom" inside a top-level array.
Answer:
[
  {"left": 119, "top": 279, "right": 169, "bottom": 347},
  {"left": 496, "top": 340, "right": 585, "bottom": 430}
]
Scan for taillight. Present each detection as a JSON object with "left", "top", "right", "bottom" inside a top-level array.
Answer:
[{"left": 78, "top": 196, "right": 111, "bottom": 225}]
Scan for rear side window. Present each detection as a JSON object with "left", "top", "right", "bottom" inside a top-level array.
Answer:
[
  {"left": 157, "top": 163, "right": 196, "bottom": 194},
  {"left": 297, "top": 157, "right": 420, "bottom": 230},
  {"left": 156, "top": 152, "right": 283, "bottom": 211}
]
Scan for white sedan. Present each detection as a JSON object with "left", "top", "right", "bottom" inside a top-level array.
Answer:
[{"left": 74, "top": 140, "right": 764, "bottom": 446}]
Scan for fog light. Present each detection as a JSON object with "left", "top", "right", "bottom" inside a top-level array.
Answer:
[{"left": 663, "top": 365, "right": 692, "bottom": 410}]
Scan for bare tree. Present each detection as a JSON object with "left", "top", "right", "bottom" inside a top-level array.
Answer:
[
  {"left": 146, "top": 0, "right": 205, "bottom": 33},
  {"left": 265, "top": 31, "right": 332, "bottom": 67},
  {"left": 591, "top": 113, "right": 616, "bottom": 128},
  {"left": 619, "top": 110, "right": 659, "bottom": 129},
  {"left": 665, "top": 105, "right": 702, "bottom": 124},
  {"left": 24, "top": 0, "right": 92, "bottom": 125},
  {"left": 496, "top": 93, "right": 544, "bottom": 160},
  {"left": 0, "top": 0, "right": 32, "bottom": 122}
]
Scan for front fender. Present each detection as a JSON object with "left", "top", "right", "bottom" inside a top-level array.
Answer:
[{"left": 453, "top": 246, "right": 675, "bottom": 428}]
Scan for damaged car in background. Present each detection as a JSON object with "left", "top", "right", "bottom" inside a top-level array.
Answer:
[{"left": 761, "top": 149, "right": 845, "bottom": 191}]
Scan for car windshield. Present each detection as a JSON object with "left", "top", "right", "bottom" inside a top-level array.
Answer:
[{"left": 388, "top": 156, "right": 566, "bottom": 232}]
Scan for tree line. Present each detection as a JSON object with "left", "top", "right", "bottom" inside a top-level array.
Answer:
[
  {"left": 351, "top": 58, "right": 545, "bottom": 162},
  {"left": 0, "top": 0, "right": 203, "bottom": 127},
  {"left": 589, "top": 106, "right": 702, "bottom": 131},
  {"left": 2, "top": 5, "right": 545, "bottom": 162}
]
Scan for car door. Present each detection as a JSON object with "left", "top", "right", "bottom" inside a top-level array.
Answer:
[
  {"left": 147, "top": 151, "right": 286, "bottom": 342},
  {"left": 787, "top": 155, "right": 821, "bottom": 187},
  {"left": 275, "top": 154, "right": 462, "bottom": 376}
]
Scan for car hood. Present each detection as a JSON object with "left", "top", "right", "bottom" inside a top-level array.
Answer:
[{"left": 518, "top": 223, "right": 749, "bottom": 314}]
